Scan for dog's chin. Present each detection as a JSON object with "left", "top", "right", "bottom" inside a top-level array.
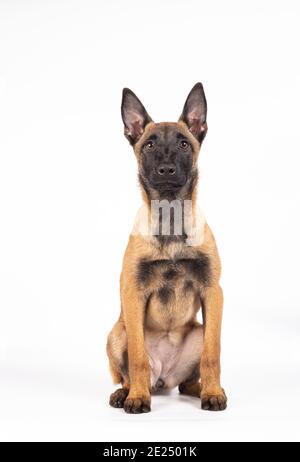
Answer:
[
  {"left": 139, "top": 173, "right": 190, "bottom": 199},
  {"left": 158, "top": 183, "right": 183, "bottom": 192},
  {"left": 151, "top": 181, "right": 185, "bottom": 193}
]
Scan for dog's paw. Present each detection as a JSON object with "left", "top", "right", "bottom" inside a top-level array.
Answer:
[
  {"left": 201, "top": 388, "right": 227, "bottom": 411},
  {"left": 124, "top": 396, "right": 151, "bottom": 414},
  {"left": 109, "top": 388, "right": 129, "bottom": 408}
]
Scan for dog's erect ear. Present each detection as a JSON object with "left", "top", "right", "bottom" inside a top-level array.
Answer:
[
  {"left": 179, "top": 83, "right": 207, "bottom": 142},
  {"left": 121, "top": 88, "right": 152, "bottom": 145}
]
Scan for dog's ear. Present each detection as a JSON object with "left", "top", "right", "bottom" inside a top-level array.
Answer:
[
  {"left": 121, "top": 88, "right": 152, "bottom": 145},
  {"left": 179, "top": 83, "right": 207, "bottom": 142}
]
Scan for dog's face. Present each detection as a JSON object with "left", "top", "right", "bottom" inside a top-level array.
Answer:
[{"left": 121, "top": 83, "right": 207, "bottom": 198}]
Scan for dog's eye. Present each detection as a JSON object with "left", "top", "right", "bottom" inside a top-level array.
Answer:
[
  {"left": 144, "top": 140, "right": 154, "bottom": 150},
  {"left": 180, "top": 140, "right": 189, "bottom": 150}
]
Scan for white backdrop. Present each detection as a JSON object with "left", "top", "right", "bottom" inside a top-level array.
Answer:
[{"left": 0, "top": 0, "right": 300, "bottom": 442}]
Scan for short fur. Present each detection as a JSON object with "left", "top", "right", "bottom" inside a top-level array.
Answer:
[{"left": 106, "top": 83, "right": 227, "bottom": 413}]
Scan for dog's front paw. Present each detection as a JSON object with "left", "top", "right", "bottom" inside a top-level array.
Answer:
[
  {"left": 201, "top": 388, "right": 227, "bottom": 411},
  {"left": 124, "top": 395, "right": 151, "bottom": 414},
  {"left": 109, "top": 388, "right": 129, "bottom": 408}
]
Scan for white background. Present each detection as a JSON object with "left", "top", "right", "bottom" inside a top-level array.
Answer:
[{"left": 0, "top": 0, "right": 300, "bottom": 442}]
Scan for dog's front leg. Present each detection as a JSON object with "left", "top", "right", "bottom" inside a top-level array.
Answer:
[
  {"left": 122, "top": 284, "right": 151, "bottom": 414},
  {"left": 200, "top": 284, "right": 227, "bottom": 411}
]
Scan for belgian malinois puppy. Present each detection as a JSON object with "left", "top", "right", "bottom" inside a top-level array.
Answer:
[{"left": 106, "top": 83, "right": 227, "bottom": 413}]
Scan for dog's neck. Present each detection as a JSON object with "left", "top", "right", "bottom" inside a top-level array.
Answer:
[{"left": 137, "top": 171, "right": 199, "bottom": 246}]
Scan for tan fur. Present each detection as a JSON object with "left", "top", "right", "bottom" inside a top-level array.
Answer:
[{"left": 107, "top": 121, "right": 227, "bottom": 412}]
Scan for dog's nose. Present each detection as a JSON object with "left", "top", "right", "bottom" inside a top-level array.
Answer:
[{"left": 157, "top": 164, "right": 176, "bottom": 177}]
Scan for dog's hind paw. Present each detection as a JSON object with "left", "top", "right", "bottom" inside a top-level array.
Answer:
[{"left": 109, "top": 388, "right": 129, "bottom": 408}]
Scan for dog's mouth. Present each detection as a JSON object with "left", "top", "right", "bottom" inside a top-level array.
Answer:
[
  {"left": 155, "top": 182, "right": 185, "bottom": 192},
  {"left": 148, "top": 176, "right": 187, "bottom": 192},
  {"left": 139, "top": 170, "right": 190, "bottom": 197}
]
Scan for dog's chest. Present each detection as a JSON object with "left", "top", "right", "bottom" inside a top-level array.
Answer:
[{"left": 137, "top": 250, "right": 211, "bottom": 330}]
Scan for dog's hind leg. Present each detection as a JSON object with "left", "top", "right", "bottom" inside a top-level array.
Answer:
[
  {"left": 178, "top": 334, "right": 202, "bottom": 397},
  {"left": 178, "top": 367, "right": 201, "bottom": 397},
  {"left": 177, "top": 326, "right": 203, "bottom": 397},
  {"left": 163, "top": 325, "right": 203, "bottom": 392},
  {"left": 106, "top": 320, "right": 130, "bottom": 408}
]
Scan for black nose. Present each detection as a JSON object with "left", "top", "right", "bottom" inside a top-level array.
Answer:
[{"left": 157, "top": 164, "right": 176, "bottom": 177}]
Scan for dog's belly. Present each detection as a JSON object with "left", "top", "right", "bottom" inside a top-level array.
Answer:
[{"left": 145, "top": 326, "right": 203, "bottom": 389}]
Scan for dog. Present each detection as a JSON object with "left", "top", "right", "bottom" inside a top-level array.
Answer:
[{"left": 106, "top": 83, "right": 227, "bottom": 413}]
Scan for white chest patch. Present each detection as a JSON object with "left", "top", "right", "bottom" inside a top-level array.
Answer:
[{"left": 131, "top": 203, "right": 206, "bottom": 248}]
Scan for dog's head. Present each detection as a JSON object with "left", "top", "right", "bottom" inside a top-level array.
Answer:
[{"left": 121, "top": 83, "right": 207, "bottom": 199}]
